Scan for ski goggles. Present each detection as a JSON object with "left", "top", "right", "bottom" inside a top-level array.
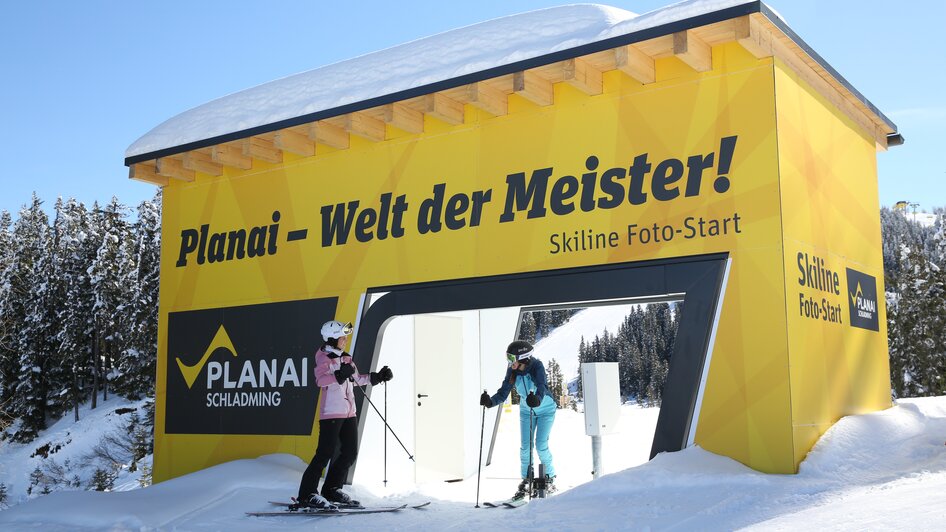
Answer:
[
  {"left": 340, "top": 322, "right": 353, "bottom": 335},
  {"left": 506, "top": 351, "right": 532, "bottom": 363}
]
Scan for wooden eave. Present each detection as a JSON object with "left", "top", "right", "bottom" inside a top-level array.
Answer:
[{"left": 128, "top": 3, "right": 899, "bottom": 187}]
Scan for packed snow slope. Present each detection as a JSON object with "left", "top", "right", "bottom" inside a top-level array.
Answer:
[
  {"left": 0, "top": 396, "right": 154, "bottom": 501},
  {"left": 2, "top": 397, "right": 945, "bottom": 530}
]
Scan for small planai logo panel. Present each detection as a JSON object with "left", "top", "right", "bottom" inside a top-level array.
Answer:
[{"left": 845, "top": 268, "right": 879, "bottom": 332}]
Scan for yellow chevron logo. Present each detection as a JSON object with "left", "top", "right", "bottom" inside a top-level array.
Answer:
[
  {"left": 176, "top": 325, "right": 238, "bottom": 389},
  {"left": 850, "top": 282, "right": 863, "bottom": 306}
]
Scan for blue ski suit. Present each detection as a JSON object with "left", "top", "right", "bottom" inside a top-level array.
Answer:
[{"left": 486, "top": 358, "right": 556, "bottom": 479}]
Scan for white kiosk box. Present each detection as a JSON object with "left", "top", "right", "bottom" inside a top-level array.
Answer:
[{"left": 581, "top": 362, "right": 621, "bottom": 479}]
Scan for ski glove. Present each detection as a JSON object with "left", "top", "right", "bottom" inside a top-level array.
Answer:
[
  {"left": 526, "top": 392, "right": 540, "bottom": 408},
  {"left": 334, "top": 362, "right": 355, "bottom": 384},
  {"left": 480, "top": 392, "right": 493, "bottom": 408},
  {"left": 369, "top": 366, "right": 394, "bottom": 385}
]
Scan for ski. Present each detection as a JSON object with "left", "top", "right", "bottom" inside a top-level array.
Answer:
[
  {"left": 248, "top": 504, "right": 408, "bottom": 517},
  {"left": 270, "top": 499, "right": 365, "bottom": 510},
  {"left": 503, "top": 498, "right": 530, "bottom": 508},
  {"left": 483, "top": 498, "right": 526, "bottom": 508},
  {"left": 270, "top": 499, "right": 431, "bottom": 510}
]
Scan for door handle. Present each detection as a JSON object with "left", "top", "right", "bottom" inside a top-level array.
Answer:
[{"left": 418, "top": 394, "right": 429, "bottom": 398}]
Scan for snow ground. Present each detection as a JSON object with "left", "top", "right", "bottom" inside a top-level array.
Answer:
[
  {"left": 531, "top": 303, "right": 665, "bottom": 381},
  {"left": 0, "top": 396, "right": 153, "bottom": 504},
  {"left": 905, "top": 211, "right": 937, "bottom": 228},
  {"left": 1, "top": 397, "right": 945, "bottom": 530}
]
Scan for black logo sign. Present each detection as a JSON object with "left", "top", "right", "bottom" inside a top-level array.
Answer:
[
  {"left": 845, "top": 268, "right": 879, "bottom": 331},
  {"left": 166, "top": 297, "right": 337, "bottom": 435}
]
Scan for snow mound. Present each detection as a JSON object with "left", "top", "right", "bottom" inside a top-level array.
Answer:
[
  {"left": 126, "top": 1, "right": 763, "bottom": 159},
  {"left": 800, "top": 397, "right": 946, "bottom": 486},
  {"left": 126, "top": 4, "right": 637, "bottom": 158},
  {"left": 3, "top": 398, "right": 946, "bottom": 530}
]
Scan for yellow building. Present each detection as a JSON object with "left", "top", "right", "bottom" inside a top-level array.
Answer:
[{"left": 125, "top": 1, "right": 900, "bottom": 482}]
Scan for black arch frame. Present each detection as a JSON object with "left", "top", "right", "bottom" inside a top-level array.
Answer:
[{"left": 349, "top": 252, "right": 730, "bottom": 482}]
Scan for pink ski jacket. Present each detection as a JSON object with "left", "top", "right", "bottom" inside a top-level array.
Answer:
[{"left": 315, "top": 346, "right": 371, "bottom": 420}]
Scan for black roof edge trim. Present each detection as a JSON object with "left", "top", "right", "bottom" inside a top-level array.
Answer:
[
  {"left": 886, "top": 133, "right": 904, "bottom": 147},
  {"left": 124, "top": 2, "right": 762, "bottom": 166},
  {"left": 758, "top": 3, "right": 898, "bottom": 134}
]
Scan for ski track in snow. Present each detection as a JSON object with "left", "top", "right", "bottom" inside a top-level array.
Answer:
[{"left": 1, "top": 397, "right": 945, "bottom": 530}]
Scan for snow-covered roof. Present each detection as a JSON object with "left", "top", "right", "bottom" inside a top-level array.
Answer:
[{"left": 125, "top": 0, "right": 898, "bottom": 169}]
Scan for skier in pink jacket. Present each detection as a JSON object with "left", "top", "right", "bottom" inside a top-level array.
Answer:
[{"left": 295, "top": 320, "right": 393, "bottom": 510}]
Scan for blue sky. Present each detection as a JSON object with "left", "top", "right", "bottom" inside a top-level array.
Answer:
[{"left": 1, "top": 1, "right": 943, "bottom": 216}]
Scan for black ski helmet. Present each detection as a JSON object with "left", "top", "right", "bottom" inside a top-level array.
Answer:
[{"left": 506, "top": 340, "right": 534, "bottom": 361}]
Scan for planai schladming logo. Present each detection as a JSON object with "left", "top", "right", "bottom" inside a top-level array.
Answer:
[
  {"left": 165, "top": 298, "right": 335, "bottom": 435},
  {"left": 175, "top": 324, "right": 309, "bottom": 409},
  {"left": 845, "top": 268, "right": 879, "bottom": 331},
  {"left": 176, "top": 325, "right": 237, "bottom": 389}
]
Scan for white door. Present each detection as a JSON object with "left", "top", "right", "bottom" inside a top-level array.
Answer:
[{"left": 414, "top": 314, "right": 464, "bottom": 482}]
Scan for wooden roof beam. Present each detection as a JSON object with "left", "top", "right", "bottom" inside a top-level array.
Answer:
[
  {"left": 513, "top": 70, "right": 553, "bottom": 106},
  {"left": 182, "top": 151, "right": 223, "bottom": 176},
  {"left": 460, "top": 82, "right": 508, "bottom": 116},
  {"left": 734, "top": 14, "right": 774, "bottom": 59},
  {"left": 673, "top": 30, "right": 712, "bottom": 72},
  {"left": 336, "top": 112, "right": 386, "bottom": 142},
  {"left": 274, "top": 128, "right": 316, "bottom": 157},
  {"left": 212, "top": 144, "right": 252, "bottom": 170},
  {"left": 242, "top": 136, "right": 283, "bottom": 164},
  {"left": 424, "top": 93, "right": 465, "bottom": 125},
  {"left": 129, "top": 162, "right": 169, "bottom": 186},
  {"left": 309, "top": 122, "right": 350, "bottom": 150},
  {"left": 563, "top": 58, "right": 602, "bottom": 95},
  {"left": 156, "top": 157, "right": 195, "bottom": 182},
  {"left": 384, "top": 102, "right": 424, "bottom": 134},
  {"left": 615, "top": 45, "right": 656, "bottom": 84},
  {"left": 758, "top": 17, "right": 888, "bottom": 147}
]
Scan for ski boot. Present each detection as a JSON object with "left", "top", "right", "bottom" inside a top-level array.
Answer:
[
  {"left": 322, "top": 487, "right": 362, "bottom": 508},
  {"left": 292, "top": 493, "right": 338, "bottom": 512},
  {"left": 511, "top": 478, "right": 531, "bottom": 502},
  {"left": 532, "top": 475, "right": 557, "bottom": 498}
]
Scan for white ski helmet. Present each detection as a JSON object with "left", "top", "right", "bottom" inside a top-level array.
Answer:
[{"left": 321, "top": 320, "right": 353, "bottom": 341}]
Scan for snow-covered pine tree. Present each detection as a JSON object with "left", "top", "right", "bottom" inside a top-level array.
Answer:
[
  {"left": 113, "top": 193, "right": 160, "bottom": 399},
  {"left": 518, "top": 312, "right": 537, "bottom": 344},
  {"left": 887, "top": 243, "right": 944, "bottom": 397},
  {"left": 576, "top": 337, "right": 586, "bottom": 400},
  {"left": 0, "top": 210, "right": 17, "bottom": 416},
  {"left": 42, "top": 198, "right": 72, "bottom": 421},
  {"left": 88, "top": 198, "right": 132, "bottom": 408},
  {"left": 545, "top": 358, "right": 565, "bottom": 407},
  {"left": 11, "top": 194, "right": 53, "bottom": 441},
  {"left": 617, "top": 335, "right": 634, "bottom": 398},
  {"left": 53, "top": 199, "right": 95, "bottom": 421},
  {"left": 880, "top": 207, "right": 937, "bottom": 277}
]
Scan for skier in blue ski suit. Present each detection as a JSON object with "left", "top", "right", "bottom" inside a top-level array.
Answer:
[{"left": 480, "top": 340, "right": 556, "bottom": 500}]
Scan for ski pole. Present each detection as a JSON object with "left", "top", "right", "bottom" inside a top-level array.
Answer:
[
  {"left": 354, "top": 384, "right": 415, "bottom": 461},
  {"left": 384, "top": 381, "right": 388, "bottom": 487},
  {"left": 528, "top": 407, "right": 535, "bottom": 500},
  {"left": 475, "top": 391, "right": 487, "bottom": 508}
]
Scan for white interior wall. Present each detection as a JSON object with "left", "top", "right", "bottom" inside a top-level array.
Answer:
[
  {"left": 354, "top": 306, "right": 521, "bottom": 486},
  {"left": 354, "top": 315, "right": 415, "bottom": 487}
]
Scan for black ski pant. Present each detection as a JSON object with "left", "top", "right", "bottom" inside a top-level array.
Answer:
[{"left": 297, "top": 416, "right": 358, "bottom": 500}]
